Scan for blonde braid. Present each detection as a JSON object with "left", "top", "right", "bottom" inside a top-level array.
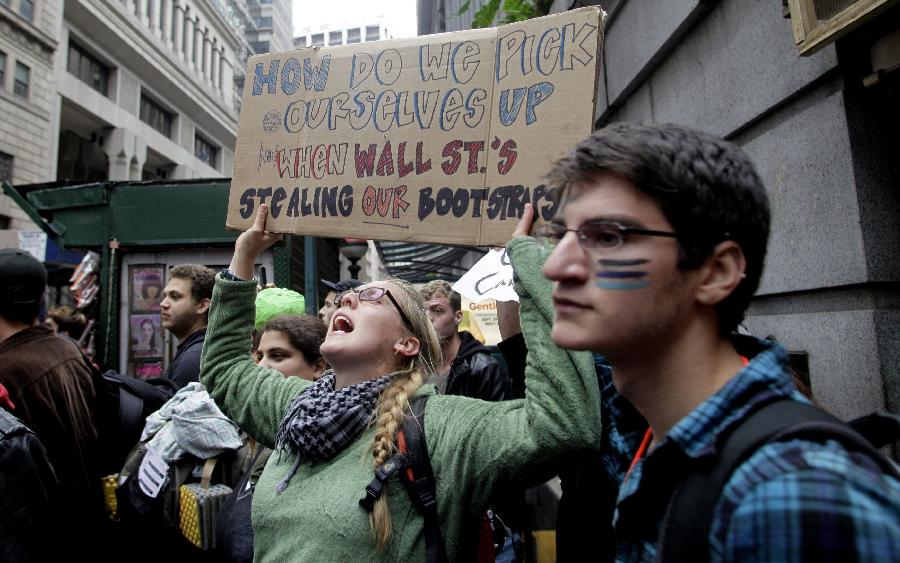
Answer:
[
  {"left": 370, "top": 367, "right": 424, "bottom": 550},
  {"left": 366, "top": 278, "right": 441, "bottom": 551}
]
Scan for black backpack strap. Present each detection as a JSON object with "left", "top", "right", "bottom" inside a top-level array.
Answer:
[
  {"left": 659, "top": 399, "right": 899, "bottom": 563},
  {"left": 403, "top": 395, "right": 448, "bottom": 563}
]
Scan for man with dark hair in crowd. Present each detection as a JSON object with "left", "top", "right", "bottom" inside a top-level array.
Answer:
[
  {"left": 525, "top": 123, "right": 899, "bottom": 560},
  {"left": 0, "top": 248, "right": 102, "bottom": 553},
  {"left": 317, "top": 277, "right": 362, "bottom": 326},
  {"left": 420, "top": 279, "right": 511, "bottom": 402},
  {"left": 161, "top": 264, "right": 215, "bottom": 388}
]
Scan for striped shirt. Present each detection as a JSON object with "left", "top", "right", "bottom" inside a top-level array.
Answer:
[{"left": 605, "top": 336, "right": 900, "bottom": 562}]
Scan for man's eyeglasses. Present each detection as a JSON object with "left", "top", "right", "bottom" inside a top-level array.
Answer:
[
  {"left": 334, "top": 286, "right": 414, "bottom": 331},
  {"left": 534, "top": 220, "right": 678, "bottom": 253}
]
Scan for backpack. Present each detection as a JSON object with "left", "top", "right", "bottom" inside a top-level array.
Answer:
[
  {"left": 657, "top": 399, "right": 900, "bottom": 563},
  {"left": 359, "top": 395, "right": 512, "bottom": 563},
  {"left": 93, "top": 369, "right": 179, "bottom": 476},
  {"left": 76, "top": 347, "right": 179, "bottom": 476}
]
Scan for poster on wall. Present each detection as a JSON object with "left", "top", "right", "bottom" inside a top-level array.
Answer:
[
  {"left": 131, "top": 265, "right": 165, "bottom": 313},
  {"left": 459, "top": 296, "right": 501, "bottom": 346},
  {"left": 134, "top": 362, "right": 163, "bottom": 379},
  {"left": 130, "top": 314, "right": 164, "bottom": 359}
]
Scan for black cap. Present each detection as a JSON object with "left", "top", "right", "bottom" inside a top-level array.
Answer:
[
  {"left": 0, "top": 248, "right": 47, "bottom": 305},
  {"left": 321, "top": 278, "right": 363, "bottom": 293}
]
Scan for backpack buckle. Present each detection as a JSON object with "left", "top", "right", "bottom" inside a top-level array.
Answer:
[{"left": 359, "top": 454, "right": 408, "bottom": 513}]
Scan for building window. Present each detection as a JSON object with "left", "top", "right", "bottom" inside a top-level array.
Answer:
[
  {"left": 365, "top": 25, "right": 379, "bottom": 42},
  {"left": 346, "top": 28, "right": 360, "bottom": 44},
  {"left": 249, "top": 41, "right": 269, "bottom": 54},
  {"left": 0, "top": 51, "right": 6, "bottom": 90},
  {"left": 195, "top": 134, "right": 218, "bottom": 169},
  {"left": 256, "top": 16, "right": 272, "bottom": 28},
  {"left": 140, "top": 94, "right": 173, "bottom": 137},
  {"left": 13, "top": 62, "right": 29, "bottom": 98},
  {"left": 310, "top": 33, "right": 324, "bottom": 47},
  {"left": 328, "top": 30, "right": 342, "bottom": 46},
  {"left": 19, "top": 0, "right": 33, "bottom": 21},
  {"left": 0, "top": 151, "right": 12, "bottom": 183},
  {"left": 67, "top": 40, "right": 110, "bottom": 96},
  {"left": 787, "top": 0, "right": 888, "bottom": 55}
]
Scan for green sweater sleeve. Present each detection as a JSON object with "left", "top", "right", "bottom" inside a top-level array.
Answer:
[
  {"left": 200, "top": 276, "right": 309, "bottom": 448},
  {"left": 424, "top": 236, "right": 602, "bottom": 513}
]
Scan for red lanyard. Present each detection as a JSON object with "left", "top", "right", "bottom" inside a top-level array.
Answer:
[{"left": 623, "top": 355, "right": 750, "bottom": 483}]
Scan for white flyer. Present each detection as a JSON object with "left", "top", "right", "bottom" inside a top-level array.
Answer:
[
  {"left": 452, "top": 248, "right": 519, "bottom": 303},
  {"left": 17, "top": 230, "right": 47, "bottom": 262},
  {"left": 137, "top": 445, "right": 169, "bottom": 498}
]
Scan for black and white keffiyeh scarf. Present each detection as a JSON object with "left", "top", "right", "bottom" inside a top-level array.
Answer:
[{"left": 273, "top": 370, "right": 394, "bottom": 493}]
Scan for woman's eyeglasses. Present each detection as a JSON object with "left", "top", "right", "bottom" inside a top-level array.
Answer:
[
  {"left": 534, "top": 220, "right": 677, "bottom": 254},
  {"left": 334, "top": 286, "right": 414, "bottom": 331}
]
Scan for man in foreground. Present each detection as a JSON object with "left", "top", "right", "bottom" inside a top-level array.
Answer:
[{"left": 533, "top": 123, "right": 899, "bottom": 560}]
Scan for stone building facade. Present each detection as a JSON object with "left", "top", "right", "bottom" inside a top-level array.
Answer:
[
  {"left": 0, "top": 0, "right": 254, "bottom": 228},
  {"left": 0, "top": 0, "right": 59, "bottom": 228}
]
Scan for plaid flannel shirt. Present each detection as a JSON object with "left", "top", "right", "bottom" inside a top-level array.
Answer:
[{"left": 605, "top": 336, "right": 900, "bottom": 562}]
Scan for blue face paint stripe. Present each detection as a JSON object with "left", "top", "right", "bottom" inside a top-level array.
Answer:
[
  {"left": 596, "top": 280, "right": 651, "bottom": 290},
  {"left": 598, "top": 259, "right": 650, "bottom": 266},
  {"left": 596, "top": 271, "right": 647, "bottom": 279}
]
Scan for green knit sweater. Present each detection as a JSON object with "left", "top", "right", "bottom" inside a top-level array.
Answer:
[{"left": 200, "top": 236, "right": 600, "bottom": 562}]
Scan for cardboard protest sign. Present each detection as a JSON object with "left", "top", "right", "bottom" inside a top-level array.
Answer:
[{"left": 228, "top": 7, "right": 604, "bottom": 246}]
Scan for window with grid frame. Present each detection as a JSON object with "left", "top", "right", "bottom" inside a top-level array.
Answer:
[
  {"left": 13, "top": 62, "right": 29, "bottom": 98},
  {"left": 140, "top": 93, "right": 173, "bottom": 138},
  {"left": 67, "top": 40, "right": 110, "bottom": 96},
  {"left": 194, "top": 134, "right": 218, "bottom": 169},
  {"left": 0, "top": 51, "right": 6, "bottom": 91}
]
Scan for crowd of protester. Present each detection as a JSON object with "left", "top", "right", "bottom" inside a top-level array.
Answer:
[{"left": 1, "top": 123, "right": 898, "bottom": 562}]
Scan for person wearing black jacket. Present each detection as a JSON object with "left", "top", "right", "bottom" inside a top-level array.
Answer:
[
  {"left": 420, "top": 280, "right": 512, "bottom": 402},
  {"left": 0, "top": 386, "right": 60, "bottom": 562},
  {"left": 160, "top": 264, "right": 215, "bottom": 388}
]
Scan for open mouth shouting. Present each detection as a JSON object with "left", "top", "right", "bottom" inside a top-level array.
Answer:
[{"left": 331, "top": 314, "right": 354, "bottom": 334}]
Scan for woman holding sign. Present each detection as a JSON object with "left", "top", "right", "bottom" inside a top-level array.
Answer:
[{"left": 200, "top": 204, "right": 600, "bottom": 561}]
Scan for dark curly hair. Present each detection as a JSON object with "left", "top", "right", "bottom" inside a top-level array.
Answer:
[
  {"left": 547, "top": 123, "right": 770, "bottom": 334},
  {"left": 262, "top": 315, "right": 327, "bottom": 366},
  {"left": 169, "top": 264, "right": 215, "bottom": 303}
]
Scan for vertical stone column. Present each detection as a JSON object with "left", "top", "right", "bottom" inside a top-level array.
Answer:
[
  {"left": 137, "top": 0, "right": 148, "bottom": 26},
  {"left": 173, "top": 3, "right": 184, "bottom": 57},
  {"left": 218, "top": 48, "right": 225, "bottom": 91},
  {"left": 221, "top": 58, "right": 233, "bottom": 108},
  {"left": 149, "top": 0, "right": 161, "bottom": 37},
  {"left": 184, "top": 15, "right": 195, "bottom": 68},
  {"left": 194, "top": 23, "right": 203, "bottom": 72},
  {"left": 161, "top": 0, "right": 172, "bottom": 44},
  {"left": 202, "top": 31, "right": 212, "bottom": 81},
  {"left": 103, "top": 128, "right": 134, "bottom": 181},
  {"left": 210, "top": 42, "right": 219, "bottom": 90},
  {"left": 130, "top": 137, "right": 147, "bottom": 181}
]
